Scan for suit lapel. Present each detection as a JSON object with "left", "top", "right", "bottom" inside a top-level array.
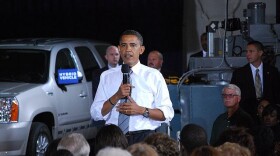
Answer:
[{"left": 245, "top": 64, "right": 256, "bottom": 96}]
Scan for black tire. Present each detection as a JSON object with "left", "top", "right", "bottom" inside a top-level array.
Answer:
[{"left": 26, "top": 122, "right": 52, "bottom": 156}]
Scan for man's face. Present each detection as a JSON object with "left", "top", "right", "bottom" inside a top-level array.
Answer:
[
  {"left": 246, "top": 44, "right": 263, "bottom": 65},
  {"left": 118, "top": 35, "right": 144, "bottom": 67},
  {"left": 147, "top": 52, "right": 163, "bottom": 70},
  {"left": 222, "top": 88, "right": 240, "bottom": 108},
  {"left": 105, "top": 47, "right": 120, "bottom": 67}
]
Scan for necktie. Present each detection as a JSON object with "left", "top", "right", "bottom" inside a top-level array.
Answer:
[
  {"left": 255, "top": 69, "right": 262, "bottom": 98},
  {"left": 118, "top": 69, "right": 132, "bottom": 134},
  {"left": 118, "top": 99, "right": 129, "bottom": 134}
]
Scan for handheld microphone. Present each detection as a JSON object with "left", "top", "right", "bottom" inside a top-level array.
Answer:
[{"left": 121, "top": 64, "right": 130, "bottom": 102}]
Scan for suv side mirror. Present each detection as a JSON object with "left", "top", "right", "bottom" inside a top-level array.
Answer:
[{"left": 77, "top": 71, "right": 83, "bottom": 81}]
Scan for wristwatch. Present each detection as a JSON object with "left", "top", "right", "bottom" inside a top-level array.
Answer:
[{"left": 143, "top": 107, "right": 149, "bottom": 118}]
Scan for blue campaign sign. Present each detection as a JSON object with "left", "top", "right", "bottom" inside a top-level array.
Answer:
[{"left": 58, "top": 69, "right": 79, "bottom": 84}]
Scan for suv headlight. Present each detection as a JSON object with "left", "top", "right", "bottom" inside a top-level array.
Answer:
[{"left": 0, "top": 97, "right": 19, "bottom": 123}]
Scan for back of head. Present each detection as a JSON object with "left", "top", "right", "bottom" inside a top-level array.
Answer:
[
  {"left": 45, "top": 138, "right": 61, "bottom": 156},
  {"left": 216, "top": 127, "right": 255, "bottom": 155},
  {"left": 127, "top": 143, "right": 158, "bottom": 156},
  {"left": 190, "top": 145, "right": 220, "bottom": 156},
  {"left": 53, "top": 149, "right": 74, "bottom": 156},
  {"left": 94, "top": 124, "right": 128, "bottom": 154},
  {"left": 215, "top": 142, "right": 251, "bottom": 156},
  {"left": 57, "top": 133, "right": 90, "bottom": 156},
  {"left": 143, "top": 132, "right": 179, "bottom": 156},
  {"left": 96, "top": 147, "right": 132, "bottom": 156},
  {"left": 180, "top": 124, "right": 208, "bottom": 155}
]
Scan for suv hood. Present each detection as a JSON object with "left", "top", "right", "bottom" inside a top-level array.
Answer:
[{"left": 0, "top": 82, "right": 41, "bottom": 94}]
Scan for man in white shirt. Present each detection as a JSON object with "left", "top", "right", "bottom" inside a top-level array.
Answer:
[{"left": 91, "top": 30, "right": 174, "bottom": 145}]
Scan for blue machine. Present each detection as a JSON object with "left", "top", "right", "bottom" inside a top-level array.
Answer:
[{"left": 168, "top": 84, "right": 226, "bottom": 142}]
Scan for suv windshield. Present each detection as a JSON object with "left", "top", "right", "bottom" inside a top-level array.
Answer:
[{"left": 0, "top": 49, "right": 50, "bottom": 83}]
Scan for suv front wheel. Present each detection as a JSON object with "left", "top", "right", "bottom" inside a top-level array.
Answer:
[{"left": 26, "top": 122, "right": 52, "bottom": 156}]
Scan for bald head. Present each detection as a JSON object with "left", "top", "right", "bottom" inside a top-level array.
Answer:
[
  {"left": 105, "top": 45, "right": 120, "bottom": 67},
  {"left": 147, "top": 50, "right": 163, "bottom": 70}
]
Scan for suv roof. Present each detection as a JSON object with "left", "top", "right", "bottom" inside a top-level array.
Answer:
[{"left": 0, "top": 38, "right": 108, "bottom": 51}]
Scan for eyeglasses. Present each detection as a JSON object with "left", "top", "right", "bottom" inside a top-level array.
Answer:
[{"left": 222, "top": 94, "right": 239, "bottom": 98}]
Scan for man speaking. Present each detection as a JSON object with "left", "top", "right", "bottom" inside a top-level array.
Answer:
[{"left": 90, "top": 30, "right": 174, "bottom": 145}]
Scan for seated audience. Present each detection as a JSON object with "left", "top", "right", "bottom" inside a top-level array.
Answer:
[
  {"left": 210, "top": 84, "right": 254, "bottom": 145},
  {"left": 94, "top": 124, "right": 128, "bottom": 155},
  {"left": 143, "top": 132, "right": 179, "bottom": 156},
  {"left": 179, "top": 124, "right": 208, "bottom": 156},
  {"left": 127, "top": 142, "right": 158, "bottom": 156},
  {"left": 215, "top": 142, "right": 251, "bottom": 156},
  {"left": 216, "top": 127, "right": 255, "bottom": 155},
  {"left": 256, "top": 99, "right": 270, "bottom": 125},
  {"left": 53, "top": 149, "right": 74, "bottom": 156},
  {"left": 262, "top": 104, "right": 280, "bottom": 141},
  {"left": 57, "top": 132, "right": 90, "bottom": 156},
  {"left": 96, "top": 147, "right": 132, "bottom": 156},
  {"left": 45, "top": 138, "right": 61, "bottom": 156},
  {"left": 251, "top": 125, "right": 274, "bottom": 156},
  {"left": 190, "top": 145, "right": 220, "bottom": 156}
]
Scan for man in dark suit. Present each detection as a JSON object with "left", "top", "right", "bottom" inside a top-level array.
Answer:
[
  {"left": 92, "top": 45, "right": 120, "bottom": 99},
  {"left": 190, "top": 32, "right": 207, "bottom": 57},
  {"left": 230, "top": 40, "right": 280, "bottom": 122}
]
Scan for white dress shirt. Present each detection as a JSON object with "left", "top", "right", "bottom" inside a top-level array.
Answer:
[{"left": 91, "top": 61, "right": 174, "bottom": 132}]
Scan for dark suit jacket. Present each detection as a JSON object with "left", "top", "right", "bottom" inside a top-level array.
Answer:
[
  {"left": 230, "top": 63, "right": 280, "bottom": 120},
  {"left": 92, "top": 66, "right": 109, "bottom": 99},
  {"left": 190, "top": 51, "right": 203, "bottom": 57}
]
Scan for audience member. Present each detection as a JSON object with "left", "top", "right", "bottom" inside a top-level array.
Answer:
[
  {"left": 216, "top": 127, "right": 255, "bottom": 155},
  {"left": 90, "top": 30, "right": 174, "bottom": 145},
  {"left": 143, "top": 132, "right": 179, "bottom": 156},
  {"left": 52, "top": 149, "right": 74, "bottom": 156},
  {"left": 190, "top": 145, "right": 220, "bottom": 156},
  {"left": 96, "top": 147, "right": 132, "bottom": 156},
  {"left": 147, "top": 50, "right": 163, "bottom": 71},
  {"left": 210, "top": 84, "right": 254, "bottom": 146},
  {"left": 231, "top": 40, "right": 280, "bottom": 123},
  {"left": 262, "top": 104, "right": 280, "bottom": 142},
  {"left": 57, "top": 133, "right": 90, "bottom": 156},
  {"left": 179, "top": 124, "right": 208, "bottom": 156},
  {"left": 94, "top": 124, "right": 128, "bottom": 155},
  {"left": 256, "top": 99, "right": 270, "bottom": 124},
  {"left": 190, "top": 32, "right": 207, "bottom": 57},
  {"left": 251, "top": 125, "right": 274, "bottom": 156},
  {"left": 45, "top": 138, "right": 61, "bottom": 156},
  {"left": 215, "top": 142, "right": 251, "bottom": 156},
  {"left": 127, "top": 143, "right": 159, "bottom": 156},
  {"left": 92, "top": 45, "right": 120, "bottom": 98}
]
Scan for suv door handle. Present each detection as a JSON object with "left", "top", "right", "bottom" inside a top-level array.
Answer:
[
  {"left": 46, "top": 92, "right": 53, "bottom": 96},
  {"left": 79, "top": 92, "right": 87, "bottom": 98}
]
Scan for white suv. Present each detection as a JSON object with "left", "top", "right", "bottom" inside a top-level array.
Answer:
[{"left": 0, "top": 38, "right": 108, "bottom": 156}]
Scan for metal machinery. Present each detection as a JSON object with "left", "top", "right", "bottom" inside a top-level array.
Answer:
[{"left": 174, "top": 2, "right": 280, "bottom": 141}]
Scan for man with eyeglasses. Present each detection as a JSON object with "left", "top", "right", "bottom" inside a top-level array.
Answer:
[{"left": 210, "top": 84, "right": 254, "bottom": 146}]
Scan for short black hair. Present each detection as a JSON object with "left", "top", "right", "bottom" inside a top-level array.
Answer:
[
  {"left": 180, "top": 124, "right": 208, "bottom": 154},
  {"left": 119, "top": 30, "right": 144, "bottom": 45},
  {"left": 247, "top": 40, "right": 264, "bottom": 51}
]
